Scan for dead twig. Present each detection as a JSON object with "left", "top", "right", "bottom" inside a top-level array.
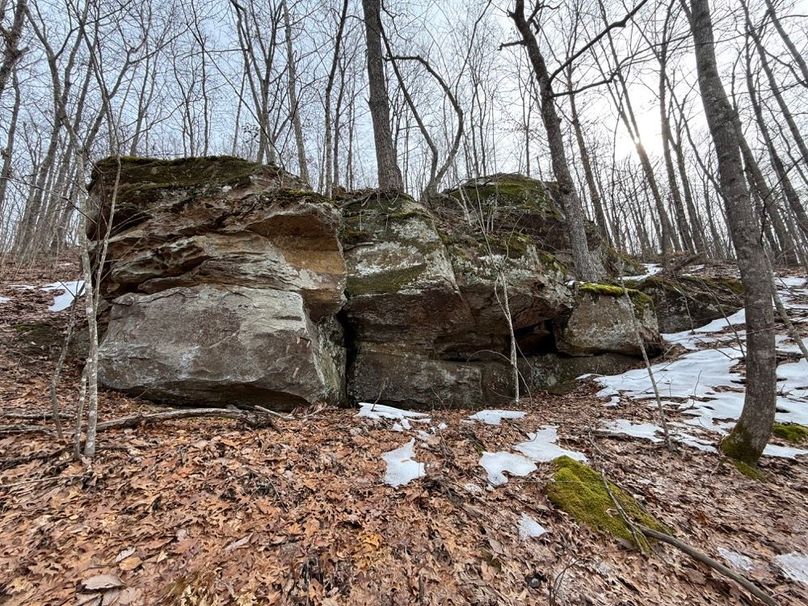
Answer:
[{"left": 636, "top": 524, "right": 779, "bottom": 606}]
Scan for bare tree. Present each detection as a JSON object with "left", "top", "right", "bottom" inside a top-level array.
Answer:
[
  {"left": 361, "top": 0, "right": 403, "bottom": 191},
  {"left": 508, "top": 0, "right": 602, "bottom": 281},
  {"left": 686, "top": 0, "right": 776, "bottom": 465}
]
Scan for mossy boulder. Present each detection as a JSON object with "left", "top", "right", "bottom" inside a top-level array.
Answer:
[
  {"left": 436, "top": 173, "right": 638, "bottom": 277},
  {"left": 555, "top": 283, "right": 662, "bottom": 357},
  {"left": 547, "top": 456, "right": 666, "bottom": 549},
  {"left": 338, "top": 186, "right": 577, "bottom": 406},
  {"left": 626, "top": 274, "right": 743, "bottom": 333},
  {"left": 88, "top": 156, "right": 308, "bottom": 241}
]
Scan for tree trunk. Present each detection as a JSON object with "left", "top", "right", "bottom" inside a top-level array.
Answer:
[
  {"left": 568, "top": 71, "right": 610, "bottom": 244},
  {"left": 510, "top": 0, "right": 601, "bottom": 281},
  {"left": 361, "top": 0, "right": 403, "bottom": 191},
  {"left": 688, "top": 0, "right": 776, "bottom": 465},
  {"left": 282, "top": 0, "right": 310, "bottom": 185}
]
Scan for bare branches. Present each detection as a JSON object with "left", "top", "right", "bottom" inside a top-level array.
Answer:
[{"left": 548, "top": 0, "right": 650, "bottom": 84}]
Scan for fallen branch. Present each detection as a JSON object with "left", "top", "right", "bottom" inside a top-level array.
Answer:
[
  {"left": 95, "top": 408, "right": 276, "bottom": 431},
  {"left": 0, "top": 424, "right": 54, "bottom": 435},
  {"left": 637, "top": 524, "right": 779, "bottom": 606},
  {"left": 1, "top": 412, "right": 71, "bottom": 420},
  {"left": 1, "top": 407, "right": 278, "bottom": 437}
]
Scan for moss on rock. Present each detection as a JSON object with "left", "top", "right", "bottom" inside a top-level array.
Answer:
[
  {"left": 578, "top": 282, "right": 654, "bottom": 316},
  {"left": 445, "top": 173, "right": 562, "bottom": 219},
  {"left": 547, "top": 456, "right": 666, "bottom": 550},
  {"left": 345, "top": 264, "right": 427, "bottom": 296},
  {"left": 772, "top": 422, "right": 808, "bottom": 444}
]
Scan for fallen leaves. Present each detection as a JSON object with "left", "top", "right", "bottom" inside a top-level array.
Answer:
[{"left": 1, "top": 264, "right": 807, "bottom": 605}]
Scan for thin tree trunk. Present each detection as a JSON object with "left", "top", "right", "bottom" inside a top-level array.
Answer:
[
  {"left": 282, "top": 0, "right": 309, "bottom": 185},
  {"left": 361, "top": 0, "right": 403, "bottom": 191},
  {"left": 687, "top": 0, "right": 776, "bottom": 465},
  {"left": 510, "top": 0, "right": 601, "bottom": 281},
  {"left": 568, "top": 69, "right": 610, "bottom": 244}
]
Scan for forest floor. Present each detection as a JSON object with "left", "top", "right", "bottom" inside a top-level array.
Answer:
[{"left": 0, "top": 260, "right": 807, "bottom": 606}]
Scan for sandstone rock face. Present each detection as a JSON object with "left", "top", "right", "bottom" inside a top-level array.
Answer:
[
  {"left": 339, "top": 190, "right": 573, "bottom": 407},
  {"left": 627, "top": 275, "right": 743, "bottom": 333},
  {"left": 91, "top": 159, "right": 664, "bottom": 410},
  {"left": 555, "top": 284, "right": 662, "bottom": 357},
  {"left": 99, "top": 286, "right": 342, "bottom": 408},
  {"left": 92, "top": 157, "right": 346, "bottom": 408}
]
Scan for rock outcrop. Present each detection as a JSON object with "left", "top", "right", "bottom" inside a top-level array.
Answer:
[
  {"left": 555, "top": 284, "right": 662, "bottom": 357},
  {"left": 90, "top": 157, "right": 666, "bottom": 410},
  {"left": 91, "top": 157, "right": 345, "bottom": 409},
  {"left": 626, "top": 274, "right": 743, "bottom": 333}
]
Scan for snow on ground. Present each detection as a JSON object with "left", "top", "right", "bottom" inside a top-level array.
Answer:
[
  {"left": 0, "top": 295, "right": 9, "bottom": 304},
  {"left": 479, "top": 452, "right": 536, "bottom": 487},
  {"left": 774, "top": 552, "right": 808, "bottom": 584},
  {"left": 468, "top": 409, "right": 526, "bottom": 425},
  {"left": 517, "top": 513, "right": 547, "bottom": 539},
  {"left": 513, "top": 426, "right": 587, "bottom": 462},
  {"left": 602, "top": 420, "right": 663, "bottom": 443},
  {"left": 622, "top": 263, "right": 663, "bottom": 281},
  {"left": 41, "top": 280, "right": 85, "bottom": 312},
  {"left": 717, "top": 547, "right": 754, "bottom": 572},
  {"left": 593, "top": 276, "right": 808, "bottom": 456},
  {"left": 357, "top": 403, "right": 431, "bottom": 430},
  {"left": 479, "top": 426, "right": 587, "bottom": 487},
  {"left": 382, "top": 439, "right": 425, "bottom": 487}
]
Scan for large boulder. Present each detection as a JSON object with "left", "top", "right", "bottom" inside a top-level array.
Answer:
[
  {"left": 98, "top": 285, "right": 342, "bottom": 408},
  {"left": 339, "top": 189, "right": 575, "bottom": 407},
  {"left": 91, "top": 157, "right": 346, "bottom": 408},
  {"left": 555, "top": 283, "right": 662, "bottom": 357},
  {"left": 626, "top": 274, "right": 743, "bottom": 333}
]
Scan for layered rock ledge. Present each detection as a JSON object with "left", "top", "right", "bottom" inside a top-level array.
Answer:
[{"left": 89, "top": 157, "right": 665, "bottom": 410}]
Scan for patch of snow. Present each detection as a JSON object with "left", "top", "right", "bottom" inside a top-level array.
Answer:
[
  {"left": 517, "top": 513, "right": 547, "bottom": 539},
  {"left": 41, "top": 280, "right": 85, "bottom": 312},
  {"left": 603, "top": 420, "right": 662, "bottom": 443},
  {"left": 673, "top": 432, "right": 717, "bottom": 453},
  {"left": 468, "top": 409, "right": 526, "bottom": 425},
  {"left": 621, "top": 263, "right": 663, "bottom": 281},
  {"left": 514, "top": 426, "right": 587, "bottom": 463},
  {"left": 717, "top": 547, "right": 754, "bottom": 572},
  {"left": 382, "top": 439, "right": 425, "bottom": 487},
  {"left": 774, "top": 552, "right": 808, "bottom": 584},
  {"left": 0, "top": 295, "right": 9, "bottom": 304},
  {"left": 358, "top": 403, "right": 430, "bottom": 424},
  {"left": 762, "top": 443, "right": 808, "bottom": 459},
  {"left": 464, "top": 482, "right": 483, "bottom": 495},
  {"left": 776, "top": 276, "right": 808, "bottom": 289},
  {"left": 479, "top": 451, "right": 536, "bottom": 486}
]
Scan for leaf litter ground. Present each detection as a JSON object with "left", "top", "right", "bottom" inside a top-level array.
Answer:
[{"left": 1, "top": 261, "right": 806, "bottom": 605}]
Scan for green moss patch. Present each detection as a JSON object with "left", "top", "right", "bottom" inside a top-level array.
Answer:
[
  {"left": 445, "top": 173, "right": 562, "bottom": 219},
  {"left": 547, "top": 456, "right": 665, "bottom": 550},
  {"left": 772, "top": 422, "right": 808, "bottom": 444},
  {"left": 719, "top": 422, "right": 761, "bottom": 465},
  {"left": 578, "top": 282, "right": 654, "bottom": 315},
  {"left": 346, "top": 264, "right": 426, "bottom": 296},
  {"left": 731, "top": 460, "right": 764, "bottom": 481}
]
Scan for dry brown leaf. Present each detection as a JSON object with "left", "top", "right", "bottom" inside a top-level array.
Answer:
[{"left": 81, "top": 573, "right": 124, "bottom": 591}]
